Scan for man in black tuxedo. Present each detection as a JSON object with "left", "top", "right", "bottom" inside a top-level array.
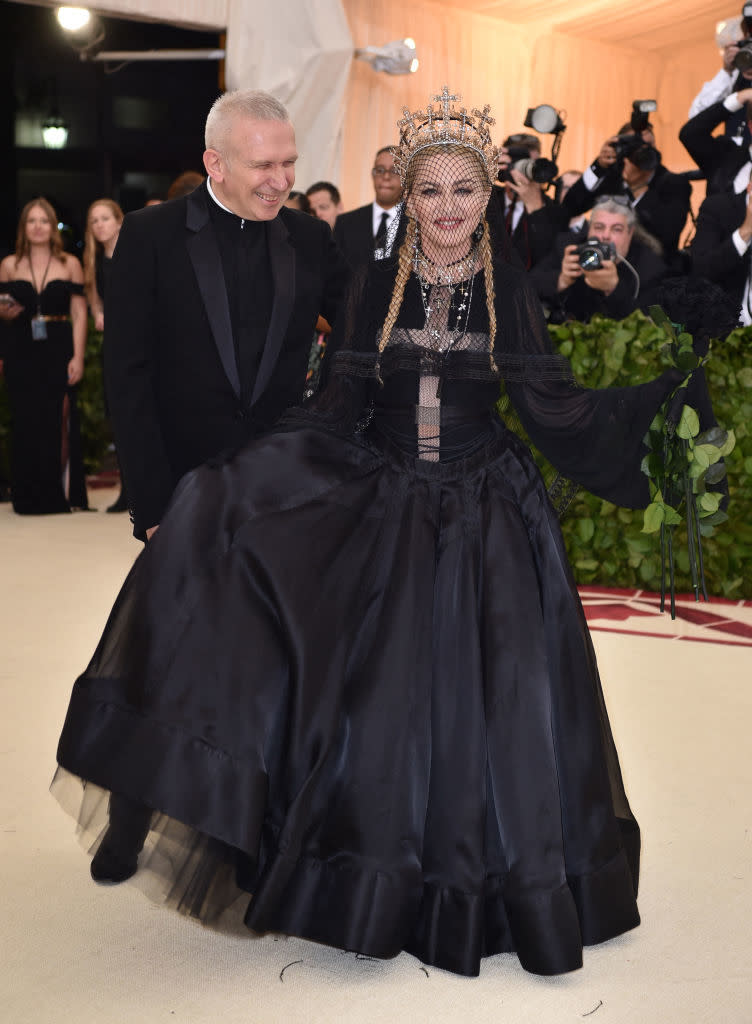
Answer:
[
  {"left": 688, "top": 181, "right": 751, "bottom": 321},
  {"left": 680, "top": 87, "right": 752, "bottom": 195},
  {"left": 494, "top": 133, "right": 568, "bottom": 269},
  {"left": 105, "top": 89, "right": 348, "bottom": 542},
  {"left": 334, "top": 146, "right": 405, "bottom": 267},
  {"left": 92, "top": 89, "right": 348, "bottom": 885},
  {"left": 529, "top": 197, "right": 667, "bottom": 323}
]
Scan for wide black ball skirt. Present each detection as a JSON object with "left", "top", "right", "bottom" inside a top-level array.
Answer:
[{"left": 55, "top": 419, "right": 640, "bottom": 977}]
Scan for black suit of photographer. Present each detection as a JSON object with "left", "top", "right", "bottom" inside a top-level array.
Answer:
[
  {"left": 562, "top": 160, "right": 691, "bottom": 259},
  {"left": 688, "top": 190, "right": 748, "bottom": 316},
  {"left": 679, "top": 100, "right": 751, "bottom": 196},
  {"left": 528, "top": 224, "right": 667, "bottom": 323}
]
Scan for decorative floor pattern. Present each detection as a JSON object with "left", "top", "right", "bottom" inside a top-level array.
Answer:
[{"left": 580, "top": 587, "right": 752, "bottom": 646}]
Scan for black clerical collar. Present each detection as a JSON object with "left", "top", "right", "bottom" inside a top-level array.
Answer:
[{"left": 207, "top": 178, "right": 265, "bottom": 234}]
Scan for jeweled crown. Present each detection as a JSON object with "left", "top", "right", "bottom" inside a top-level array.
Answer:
[{"left": 393, "top": 86, "right": 499, "bottom": 184}]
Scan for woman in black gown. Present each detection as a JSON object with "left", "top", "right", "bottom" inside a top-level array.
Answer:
[
  {"left": 54, "top": 90, "right": 713, "bottom": 977},
  {"left": 0, "top": 198, "right": 88, "bottom": 514}
]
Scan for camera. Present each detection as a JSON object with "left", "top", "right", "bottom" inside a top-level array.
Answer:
[
  {"left": 611, "top": 132, "right": 660, "bottom": 172},
  {"left": 500, "top": 134, "right": 559, "bottom": 186},
  {"left": 576, "top": 239, "right": 617, "bottom": 270},
  {"left": 733, "top": 37, "right": 752, "bottom": 71},
  {"left": 501, "top": 156, "right": 559, "bottom": 185}
]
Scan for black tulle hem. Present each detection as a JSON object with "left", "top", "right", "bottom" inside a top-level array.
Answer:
[{"left": 52, "top": 766, "right": 639, "bottom": 978}]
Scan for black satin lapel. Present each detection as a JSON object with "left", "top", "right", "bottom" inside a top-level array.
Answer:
[
  {"left": 186, "top": 211, "right": 241, "bottom": 400},
  {"left": 250, "top": 216, "right": 295, "bottom": 407}
]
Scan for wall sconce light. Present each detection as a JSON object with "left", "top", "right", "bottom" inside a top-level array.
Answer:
[
  {"left": 355, "top": 38, "right": 419, "bottom": 75},
  {"left": 42, "top": 112, "right": 69, "bottom": 149},
  {"left": 57, "top": 6, "right": 106, "bottom": 58}
]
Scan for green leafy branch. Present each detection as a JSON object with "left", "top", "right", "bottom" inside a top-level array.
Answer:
[{"left": 641, "top": 307, "right": 735, "bottom": 617}]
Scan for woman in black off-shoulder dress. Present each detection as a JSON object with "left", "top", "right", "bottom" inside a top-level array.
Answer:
[
  {"left": 0, "top": 198, "right": 88, "bottom": 514},
  {"left": 54, "top": 91, "right": 717, "bottom": 978}
]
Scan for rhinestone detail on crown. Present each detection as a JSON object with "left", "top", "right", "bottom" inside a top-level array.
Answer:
[{"left": 393, "top": 86, "right": 499, "bottom": 184}]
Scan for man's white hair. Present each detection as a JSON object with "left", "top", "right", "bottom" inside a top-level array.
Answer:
[{"left": 205, "top": 90, "right": 290, "bottom": 153}]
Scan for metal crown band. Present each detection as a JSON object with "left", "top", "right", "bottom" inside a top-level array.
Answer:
[{"left": 393, "top": 86, "right": 499, "bottom": 184}]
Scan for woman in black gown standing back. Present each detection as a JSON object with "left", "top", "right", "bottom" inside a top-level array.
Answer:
[{"left": 0, "top": 198, "right": 88, "bottom": 514}]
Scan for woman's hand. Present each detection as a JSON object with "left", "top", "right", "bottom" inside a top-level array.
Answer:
[
  {"left": 67, "top": 354, "right": 84, "bottom": 385},
  {"left": 0, "top": 298, "right": 24, "bottom": 321}
]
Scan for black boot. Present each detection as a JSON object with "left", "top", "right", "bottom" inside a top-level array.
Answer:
[
  {"left": 106, "top": 490, "right": 129, "bottom": 513},
  {"left": 90, "top": 793, "right": 153, "bottom": 884}
]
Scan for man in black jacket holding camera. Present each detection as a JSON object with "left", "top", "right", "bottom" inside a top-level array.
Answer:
[
  {"left": 528, "top": 196, "right": 667, "bottom": 323},
  {"left": 563, "top": 126, "right": 691, "bottom": 263}
]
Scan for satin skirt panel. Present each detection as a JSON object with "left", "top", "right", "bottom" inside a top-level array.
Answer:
[{"left": 56, "top": 420, "right": 639, "bottom": 977}]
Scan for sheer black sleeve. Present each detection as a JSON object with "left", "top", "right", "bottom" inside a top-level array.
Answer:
[{"left": 499, "top": 269, "right": 684, "bottom": 508}]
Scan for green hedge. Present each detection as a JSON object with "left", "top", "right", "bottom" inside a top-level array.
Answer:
[{"left": 544, "top": 313, "right": 752, "bottom": 600}]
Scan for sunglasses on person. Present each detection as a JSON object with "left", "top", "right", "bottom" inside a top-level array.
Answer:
[{"left": 593, "top": 195, "right": 631, "bottom": 207}]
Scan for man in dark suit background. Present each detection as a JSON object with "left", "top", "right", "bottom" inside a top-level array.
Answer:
[
  {"left": 334, "top": 146, "right": 404, "bottom": 267},
  {"left": 105, "top": 89, "right": 348, "bottom": 542},
  {"left": 689, "top": 180, "right": 751, "bottom": 321},
  {"left": 680, "top": 87, "right": 752, "bottom": 195}
]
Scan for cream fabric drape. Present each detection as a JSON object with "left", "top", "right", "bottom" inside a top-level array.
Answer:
[{"left": 224, "top": 0, "right": 354, "bottom": 192}]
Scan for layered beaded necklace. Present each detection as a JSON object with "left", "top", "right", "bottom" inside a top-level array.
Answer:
[
  {"left": 414, "top": 244, "right": 478, "bottom": 352},
  {"left": 413, "top": 244, "right": 479, "bottom": 398}
]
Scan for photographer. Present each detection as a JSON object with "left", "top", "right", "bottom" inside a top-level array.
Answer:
[
  {"left": 688, "top": 177, "right": 752, "bottom": 322},
  {"left": 493, "top": 133, "right": 568, "bottom": 269},
  {"left": 528, "top": 196, "right": 667, "bottom": 323},
  {"left": 688, "top": 11, "right": 752, "bottom": 145},
  {"left": 680, "top": 88, "right": 752, "bottom": 196},
  {"left": 563, "top": 123, "right": 691, "bottom": 262}
]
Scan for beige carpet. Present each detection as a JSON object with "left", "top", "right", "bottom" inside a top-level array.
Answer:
[{"left": 1, "top": 490, "right": 750, "bottom": 1024}]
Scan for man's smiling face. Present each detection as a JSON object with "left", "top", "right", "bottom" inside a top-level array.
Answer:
[{"left": 205, "top": 116, "right": 298, "bottom": 221}]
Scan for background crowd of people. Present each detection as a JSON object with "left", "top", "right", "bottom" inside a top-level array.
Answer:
[{"left": 1, "top": 13, "right": 751, "bottom": 517}]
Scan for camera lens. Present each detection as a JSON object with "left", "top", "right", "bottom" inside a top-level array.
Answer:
[
  {"left": 531, "top": 158, "right": 558, "bottom": 184},
  {"left": 734, "top": 42, "right": 752, "bottom": 71},
  {"left": 579, "top": 246, "right": 603, "bottom": 270}
]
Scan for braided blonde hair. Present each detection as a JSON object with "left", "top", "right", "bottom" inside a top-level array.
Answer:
[
  {"left": 478, "top": 217, "right": 499, "bottom": 374},
  {"left": 378, "top": 217, "right": 417, "bottom": 356}
]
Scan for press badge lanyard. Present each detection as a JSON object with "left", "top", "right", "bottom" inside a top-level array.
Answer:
[{"left": 29, "top": 253, "right": 52, "bottom": 340}]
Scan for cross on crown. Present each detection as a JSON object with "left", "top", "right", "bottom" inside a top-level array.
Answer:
[{"left": 393, "top": 86, "right": 498, "bottom": 184}]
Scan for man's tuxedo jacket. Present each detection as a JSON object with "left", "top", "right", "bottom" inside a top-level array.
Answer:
[
  {"left": 104, "top": 184, "right": 348, "bottom": 539},
  {"left": 689, "top": 190, "right": 748, "bottom": 316},
  {"left": 680, "top": 101, "right": 750, "bottom": 195},
  {"left": 334, "top": 203, "right": 406, "bottom": 269}
]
